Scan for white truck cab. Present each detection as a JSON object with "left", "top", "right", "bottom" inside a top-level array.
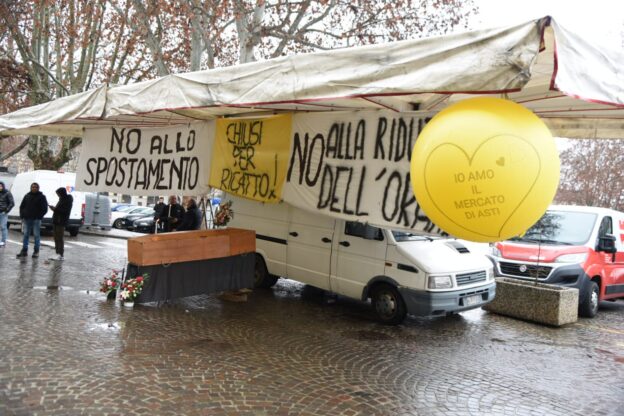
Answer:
[{"left": 230, "top": 197, "right": 496, "bottom": 324}]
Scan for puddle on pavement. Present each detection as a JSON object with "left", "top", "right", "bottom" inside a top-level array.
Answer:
[
  {"left": 32, "top": 285, "right": 75, "bottom": 291},
  {"left": 88, "top": 322, "right": 121, "bottom": 333}
]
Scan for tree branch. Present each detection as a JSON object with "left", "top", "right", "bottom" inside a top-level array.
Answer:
[
  {"left": 0, "top": 137, "right": 29, "bottom": 162},
  {"left": 26, "top": 56, "right": 70, "bottom": 96}
]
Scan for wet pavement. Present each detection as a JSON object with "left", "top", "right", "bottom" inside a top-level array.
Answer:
[
  {"left": 0, "top": 229, "right": 623, "bottom": 415},
  {"left": 79, "top": 226, "right": 142, "bottom": 240}
]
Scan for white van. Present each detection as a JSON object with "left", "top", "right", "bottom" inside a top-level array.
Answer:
[
  {"left": 8, "top": 170, "right": 86, "bottom": 236},
  {"left": 229, "top": 197, "right": 496, "bottom": 324}
]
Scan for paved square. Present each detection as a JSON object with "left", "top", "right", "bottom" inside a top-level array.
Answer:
[{"left": 1, "top": 230, "right": 623, "bottom": 415}]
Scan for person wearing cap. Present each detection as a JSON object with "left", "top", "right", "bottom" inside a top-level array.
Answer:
[
  {"left": 0, "top": 181, "right": 15, "bottom": 247},
  {"left": 48, "top": 187, "right": 73, "bottom": 261}
]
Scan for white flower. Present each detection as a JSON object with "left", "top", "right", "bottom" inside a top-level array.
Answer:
[{"left": 120, "top": 289, "right": 130, "bottom": 300}]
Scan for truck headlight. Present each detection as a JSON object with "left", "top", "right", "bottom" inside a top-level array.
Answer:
[
  {"left": 487, "top": 268, "right": 494, "bottom": 280},
  {"left": 489, "top": 245, "right": 501, "bottom": 257},
  {"left": 555, "top": 253, "right": 588, "bottom": 264},
  {"left": 428, "top": 275, "right": 453, "bottom": 289}
]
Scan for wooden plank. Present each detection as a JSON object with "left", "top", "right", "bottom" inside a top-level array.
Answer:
[
  {"left": 229, "top": 229, "right": 256, "bottom": 256},
  {"left": 128, "top": 228, "right": 256, "bottom": 266}
]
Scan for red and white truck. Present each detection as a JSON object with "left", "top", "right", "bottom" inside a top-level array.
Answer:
[{"left": 488, "top": 205, "right": 624, "bottom": 317}]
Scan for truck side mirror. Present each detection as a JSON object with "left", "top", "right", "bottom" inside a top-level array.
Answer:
[{"left": 597, "top": 234, "right": 617, "bottom": 254}]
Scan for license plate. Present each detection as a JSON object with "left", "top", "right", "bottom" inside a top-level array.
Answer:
[{"left": 463, "top": 294, "right": 482, "bottom": 306}]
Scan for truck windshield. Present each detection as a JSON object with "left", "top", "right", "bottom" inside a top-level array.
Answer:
[
  {"left": 509, "top": 211, "right": 597, "bottom": 245},
  {"left": 391, "top": 231, "right": 439, "bottom": 242}
]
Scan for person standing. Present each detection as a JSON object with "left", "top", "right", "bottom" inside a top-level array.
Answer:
[
  {"left": 176, "top": 198, "right": 203, "bottom": 231},
  {"left": 0, "top": 181, "right": 15, "bottom": 248},
  {"left": 160, "top": 195, "right": 184, "bottom": 232},
  {"left": 16, "top": 182, "right": 48, "bottom": 258},
  {"left": 48, "top": 187, "right": 73, "bottom": 261}
]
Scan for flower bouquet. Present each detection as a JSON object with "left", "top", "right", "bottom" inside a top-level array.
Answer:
[
  {"left": 214, "top": 200, "right": 233, "bottom": 228},
  {"left": 99, "top": 270, "right": 121, "bottom": 300},
  {"left": 119, "top": 274, "right": 148, "bottom": 306}
]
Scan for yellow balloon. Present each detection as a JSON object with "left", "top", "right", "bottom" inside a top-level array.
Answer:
[{"left": 410, "top": 97, "right": 560, "bottom": 242}]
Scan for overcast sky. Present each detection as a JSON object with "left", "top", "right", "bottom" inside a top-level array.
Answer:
[
  {"left": 473, "top": 0, "right": 623, "bottom": 147},
  {"left": 473, "top": 0, "right": 624, "bottom": 50},
  {"left": 474, "top": 0, "right": 624, "bottom": 26}
]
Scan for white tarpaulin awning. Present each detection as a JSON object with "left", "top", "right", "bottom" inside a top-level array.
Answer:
[{"left": 0, "top": 16, "right": 622, "bottom": 139}]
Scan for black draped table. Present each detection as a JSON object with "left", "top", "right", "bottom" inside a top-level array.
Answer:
[{"left": 126, "top": 252, "right": 254, "bottom": 303}]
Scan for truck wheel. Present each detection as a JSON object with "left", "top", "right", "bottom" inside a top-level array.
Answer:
[
  {"left": 113, "top": 219, "right": 124, "bottom": 229},
  {"left": 371, "top": 283, "right": 407, "bottom": 325},
  {"left": 254, "top": 254, "right": 278, "bottom": 289},
  {"left": 579, "top": 280, "right": 599, "bottom": 318},
  {"left": 69, "top": 228, "right": 79, "bottom": 237}
]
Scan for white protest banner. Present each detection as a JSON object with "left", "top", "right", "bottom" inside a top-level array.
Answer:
[
  {"left": 283, "top": 111, "right": 445, "bottom": 234},
  {"left": 76, "top": 122, "right": 214, "bottom": 195}
]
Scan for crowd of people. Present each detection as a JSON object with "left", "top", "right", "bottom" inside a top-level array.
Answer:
[
  {"left": 0, "top": 184, "right": 204, "bottom": 262},
  {"left": 153, "top": 196, "right": 203, "bottom": 233}
]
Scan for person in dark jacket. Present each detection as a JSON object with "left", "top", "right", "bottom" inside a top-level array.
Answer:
[
  {"left": 177, "top": 198, "right": 203, "bottom": 231},
  {"left": 0, "top": 181, "right": 15, "bottom": 248},
  {"left": 160, "top": 195, "right": 184, "bottom": 232},
  {"left": 17, "top": 182, "right": 48, "bottom": 258},
  {"left": 48, "top": 187, "right": 73, "bottom": 261}
]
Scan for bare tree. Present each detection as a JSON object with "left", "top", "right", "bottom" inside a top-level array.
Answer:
[
  {"left": 115, "top": 0, "right": 478, "bottom": 67},
  {"left": 555, "top": 139, "right": 624, "bottom": 211},
  {"left": 0, "top": 0, "right": 149, "bottom": 169}
]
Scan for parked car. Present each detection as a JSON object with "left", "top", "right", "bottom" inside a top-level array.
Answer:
[
  {"left": 132, "top": 216, "right": 156, "bottom": 234},
  {"left": 111, "top": 203, "right": 134, "bottom": 212},
  {"left": 488, "top": 205, "right": 624, "bottom": 318},
  {"left": 229, "top": 196, "right": 496, "bottom": 325},
  {"left": 111, "top": 206, "right": 150, "bottom": 229},
  {"left": 110, "top": 205, "right": 137, "bottom": 220},
  {"left": 7, "top": 170, "right": 86, "bottom": 236},
  {"left": 122, "top": 209, "right": 155, "bottom": 231}
]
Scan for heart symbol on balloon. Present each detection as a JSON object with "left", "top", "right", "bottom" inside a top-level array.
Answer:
[{"left": 423, "top": 134, "right": 541, "bottom": 239}]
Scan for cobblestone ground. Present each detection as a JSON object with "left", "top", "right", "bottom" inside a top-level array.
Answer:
[{"left": 0, "top": 229, "right": 623, "bottom": 416}]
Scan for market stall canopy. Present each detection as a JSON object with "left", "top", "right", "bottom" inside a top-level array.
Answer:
[{"left": 0, "top": 16, "right": 622, "bottom": 139}]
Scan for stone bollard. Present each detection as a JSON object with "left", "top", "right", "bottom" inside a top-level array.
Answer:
[{"left": 483, "top": 277, "right": 579, "bottom": 326}]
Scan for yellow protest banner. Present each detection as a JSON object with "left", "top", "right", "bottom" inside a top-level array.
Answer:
[{"left": 209, "top": 114, "right": 292, "bottom": 202}]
